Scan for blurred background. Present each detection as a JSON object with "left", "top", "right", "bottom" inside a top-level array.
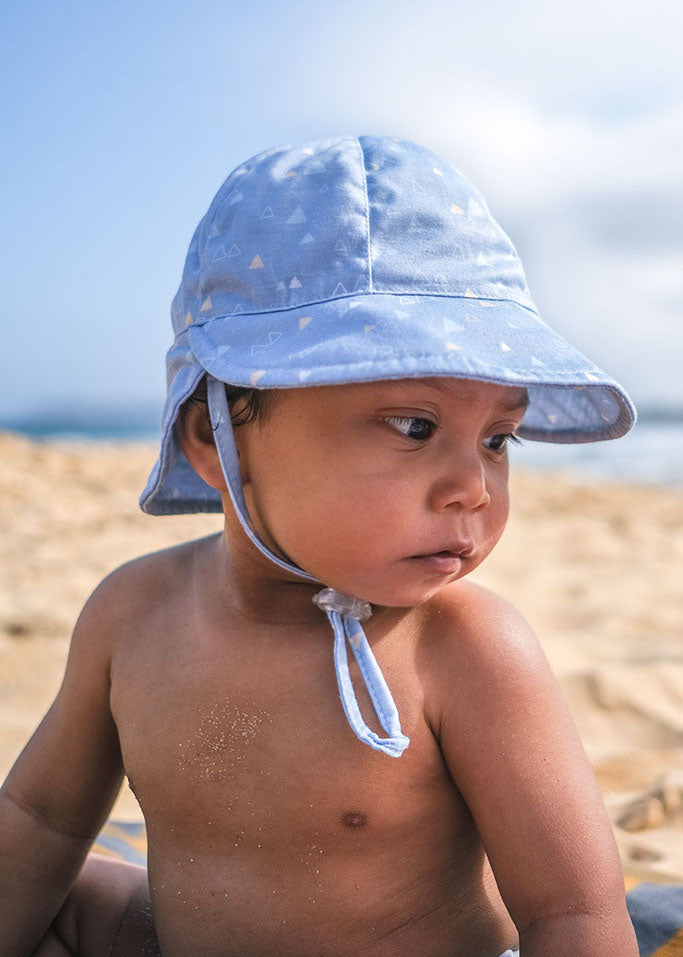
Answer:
[{"left": 1, "top": 0, "right": 682, "bottom": 484}]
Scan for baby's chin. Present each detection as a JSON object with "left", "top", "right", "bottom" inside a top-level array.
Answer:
[{"left": 331, "top": 567, "right": 475, "bottom": 612}]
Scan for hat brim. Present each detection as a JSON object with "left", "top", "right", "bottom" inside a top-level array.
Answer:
[
  {"left": 140, "top": 292, "right": 635, "bottom": 516},
  {"left": 188, "top": 292, "right": 635, "bottom": 441}
]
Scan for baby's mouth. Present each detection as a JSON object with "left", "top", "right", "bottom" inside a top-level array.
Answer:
[
  {"left": 407, "top": 543, "right": 474, "bottom": 572},
  {"left": 411, "top": 542, "right": 474, "bottom": 561}
]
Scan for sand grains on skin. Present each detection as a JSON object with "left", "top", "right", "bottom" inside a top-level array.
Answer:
[{"left": 177, "top": 699, "right": 272, "bottom": 785}]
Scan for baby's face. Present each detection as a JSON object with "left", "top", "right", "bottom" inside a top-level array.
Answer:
[{"left": 235, "top": 377, "right": 528, "bottom": 607}]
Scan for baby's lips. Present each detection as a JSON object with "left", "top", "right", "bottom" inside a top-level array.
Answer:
[{"left": 412, "top": 540, "right": 475, "bottom": 560}]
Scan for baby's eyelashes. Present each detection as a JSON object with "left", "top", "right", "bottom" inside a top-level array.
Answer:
[
  {"left": 383, "top": 416, "right": 437, "bottom": 441},
  {"left": 483, "top": 433, "right": 523, "bottom": 454},
  {"left": 382, "top": 416, "right": 523, "bottom": 453}
]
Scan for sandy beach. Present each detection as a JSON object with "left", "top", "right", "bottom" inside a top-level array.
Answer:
[{"left": 1, "top": 430, "right": 682, "bottom": 884}]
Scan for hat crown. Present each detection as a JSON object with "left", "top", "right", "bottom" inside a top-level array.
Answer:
[{"left": 173, "top": 136, "right": 533, "bottom": 335}]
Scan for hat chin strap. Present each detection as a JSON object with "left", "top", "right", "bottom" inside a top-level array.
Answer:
[{"left": 206, "top": 376, "right": 409, "bottom": 757}]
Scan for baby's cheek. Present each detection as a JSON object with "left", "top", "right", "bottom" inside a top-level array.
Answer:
[{"left": 485, "top": 488, "right": 510, "bottom": 548}]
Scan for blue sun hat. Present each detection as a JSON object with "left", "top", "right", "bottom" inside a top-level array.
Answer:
[{"left": 140, "top": 134, "right": 636, "bottom": 757}]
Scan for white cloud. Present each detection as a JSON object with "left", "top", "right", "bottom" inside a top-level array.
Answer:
[{"left": 331, "top": 62, "right": 683, "bottom": 405}]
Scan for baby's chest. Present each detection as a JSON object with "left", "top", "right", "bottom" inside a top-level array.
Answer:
[{"left": 110, "top": 628, "right": 450, "bottom": 846}]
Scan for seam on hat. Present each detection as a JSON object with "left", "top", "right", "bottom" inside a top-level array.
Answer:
[
  {"left": 188, "top": 338, "right": 617, "bottom": 385},
  {"left": 356, "top": 138, "right": 373, "bottom": 293},
  {"left": 178, "top": 290, "right": 539, "bottom": 338}
]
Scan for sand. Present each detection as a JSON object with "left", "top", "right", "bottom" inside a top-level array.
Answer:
[{"left": 1, "top": 430, "right": 682, "bottom": 883}]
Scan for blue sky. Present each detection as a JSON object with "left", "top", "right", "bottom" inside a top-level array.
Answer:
[{"left": 2, "top": 0, "right": 682, "bottom": 420}]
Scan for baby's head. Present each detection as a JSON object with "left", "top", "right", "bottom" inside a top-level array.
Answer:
[
  {"left": 140, "top": 134, "right": 635, "bottom": 756},
  {"left": 141, "top": 133, "right": 633, "bottom": 546}
]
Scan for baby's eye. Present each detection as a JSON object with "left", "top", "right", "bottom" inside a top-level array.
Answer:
[
  {"left": 384, "top": 416, "right": 437, "bottom": 441},
  {"left": 483, "top": 433, "right": 522, "bottom": 454}
]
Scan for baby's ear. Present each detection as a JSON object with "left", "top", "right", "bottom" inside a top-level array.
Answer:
[{"left": 176, "top": 399, "right": 228, "bottom": 491}]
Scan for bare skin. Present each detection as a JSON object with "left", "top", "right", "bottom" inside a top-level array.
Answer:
[
  {"left": 0, "top": 378, "right": 637, "bottom": 955},
  {"left": 32, "top": 856, "right": 158, "bottom": 956}
]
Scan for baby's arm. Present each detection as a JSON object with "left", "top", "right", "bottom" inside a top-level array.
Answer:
[
  {"left": 0, "top": 577, "right": 125, "bottom": 956},
  {"left": 431, "top": 583, "right": 638, "bottom": 956}
]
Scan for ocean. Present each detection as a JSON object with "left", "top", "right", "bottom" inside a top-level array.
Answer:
[
  {"left": 510, "top": 420, "right": 683, "bottom": 488},
  {"left": 3, "top": 413, "right": 683, "bottom": 489}
]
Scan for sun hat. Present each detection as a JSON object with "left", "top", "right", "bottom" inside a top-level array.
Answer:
[
  {"left": 140, "top": 134, "right": 636, "bottom": 757},
  {"left": 141, "top": 134, "right": 635, "bottom": 517}
]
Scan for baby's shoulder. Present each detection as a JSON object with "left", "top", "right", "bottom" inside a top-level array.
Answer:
[
  {"left": 77, "top": 533, "right": 218, "bottom": 636},
  {"left": 422, "top": 578, "right": 533, "bottom": 647},
  {"left": 416, "top": 579, "right": 548, "bottom": 693},
  {"left": 415, "top": 581, "right": 559, "bottom": 743}
]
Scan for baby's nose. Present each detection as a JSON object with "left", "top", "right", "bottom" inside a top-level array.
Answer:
[{"left": 429, "top": 453, "right": 492, "bottom": 512}]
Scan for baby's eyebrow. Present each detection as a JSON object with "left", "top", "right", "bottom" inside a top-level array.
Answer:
[
  {"left": 413, "top": 379, "right": 530, "bottom": 412},
  {"left": 497, "top": 389, "right": 530, "bottom": 413}
]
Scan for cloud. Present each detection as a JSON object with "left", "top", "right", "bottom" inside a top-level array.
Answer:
[{"left": 397, "top": 91, "right": 683, "bottom": 405}]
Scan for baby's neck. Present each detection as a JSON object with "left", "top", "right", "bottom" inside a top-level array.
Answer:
[
  {"left": 207, "top": 529, "right": 331, "bottom": 629},
  {"left": 208, "top": 528, "right": 412, "bottom": 637}
]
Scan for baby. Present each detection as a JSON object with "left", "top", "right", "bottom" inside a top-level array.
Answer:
[{"left": 0, "top": 136, "right": 638, "bottom": 955}]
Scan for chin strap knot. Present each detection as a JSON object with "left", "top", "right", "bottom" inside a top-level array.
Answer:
[
  {"left": 312, "top": 588, "right": 372, "bottom": 622},
  {"left": 312, "top": 589, "right": 410, "bottom": 759}
]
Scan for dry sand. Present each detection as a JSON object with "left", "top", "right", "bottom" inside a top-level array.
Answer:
[{"left": 1, "top": 430, "right": 682, "bottom": 883}]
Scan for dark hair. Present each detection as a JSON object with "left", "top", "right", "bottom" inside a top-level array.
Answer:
[{"left": 185, "top": 375, "right": 274, "bottom": 427}]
